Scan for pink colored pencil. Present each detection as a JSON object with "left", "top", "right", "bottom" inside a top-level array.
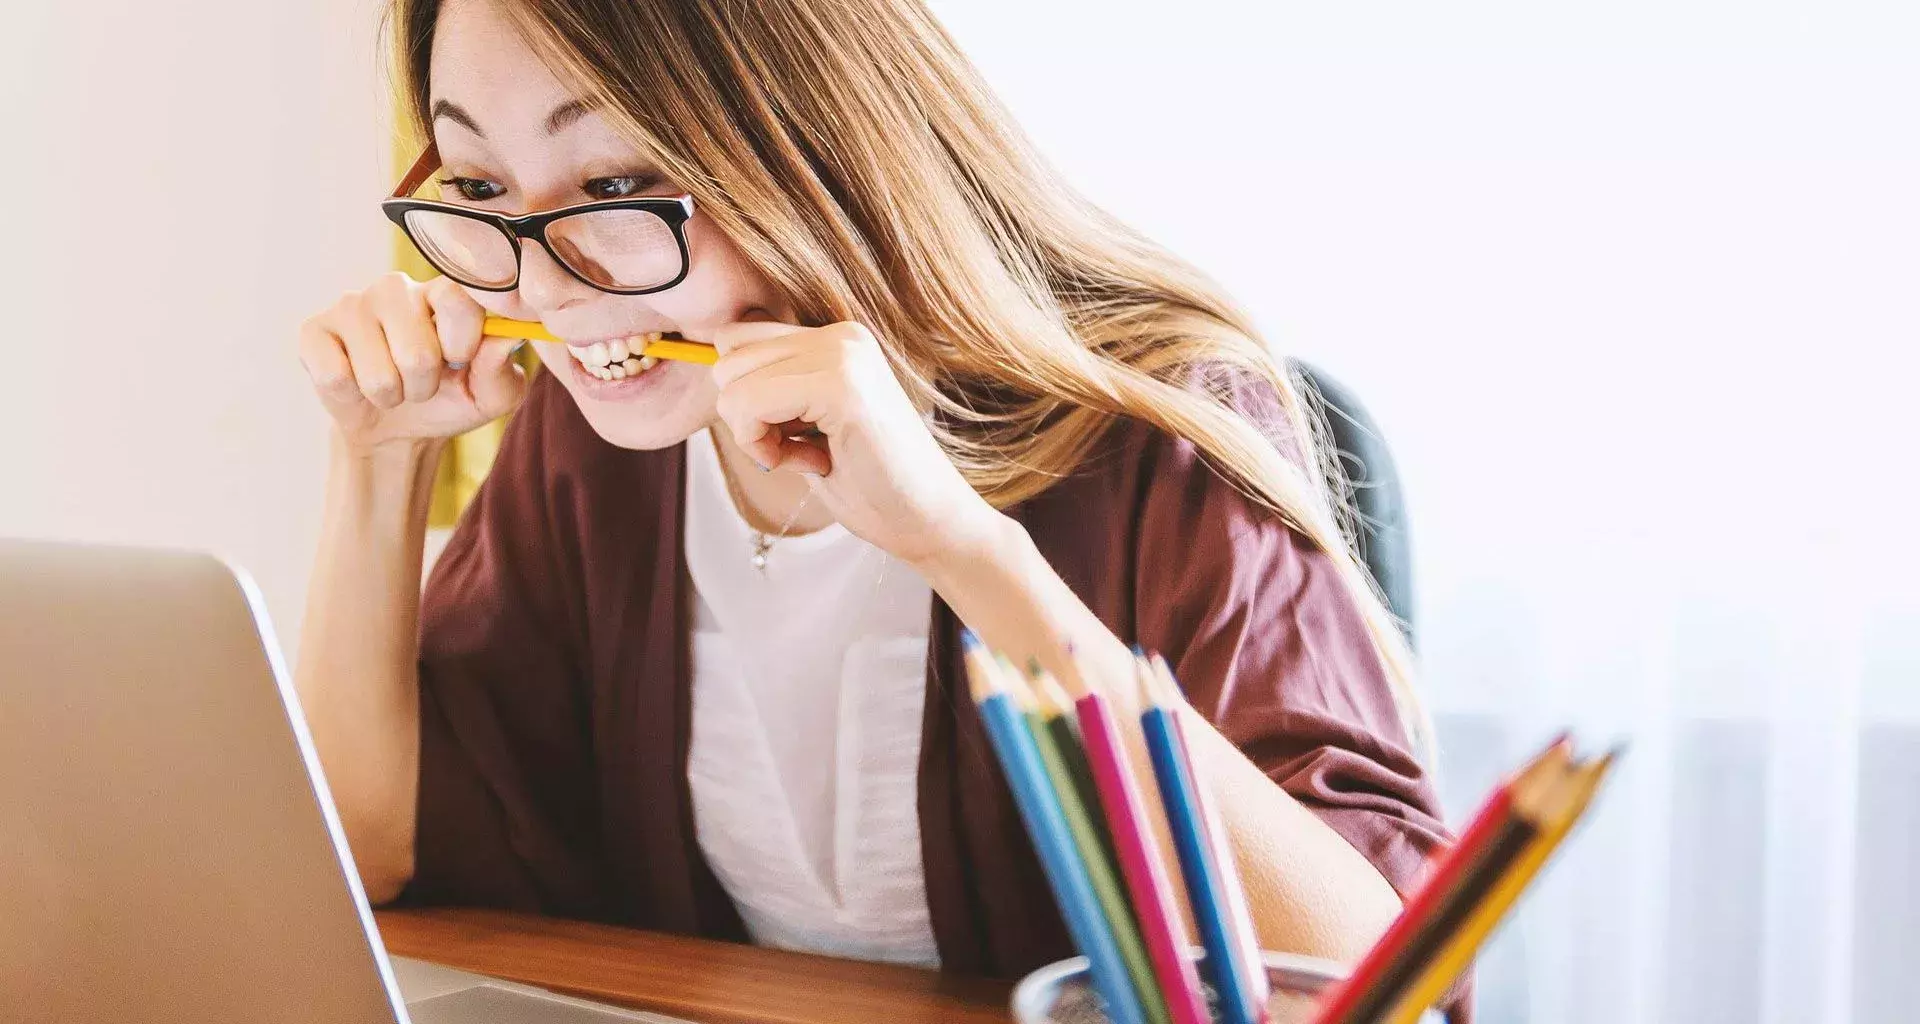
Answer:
[{"left": 1075, "top": 685, "right": 1212, "bottom": 1024}]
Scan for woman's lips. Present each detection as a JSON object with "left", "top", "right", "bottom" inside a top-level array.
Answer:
[{"left": 565, "top": 345, "right": 678, "bottom": 401}]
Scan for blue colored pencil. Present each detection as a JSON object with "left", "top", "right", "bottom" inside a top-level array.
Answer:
[
  {"left": 1149, "top": 655, "right": 1270, "bottom": 1016},
  {"left": 962, "top": 633, "right": 1147, "bottom": 1024},
  {"left": 1139, "top": 657, "right": 1267, "bottom": 1024}
]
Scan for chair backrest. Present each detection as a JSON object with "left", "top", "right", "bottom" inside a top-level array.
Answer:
[{"left": 1290, "top": 362, "right": 1416, "bottom": 648}]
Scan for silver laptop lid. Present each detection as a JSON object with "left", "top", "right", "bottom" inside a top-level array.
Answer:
[{"left": 0, "top": 539, "right": 409, "bottom": 1024}]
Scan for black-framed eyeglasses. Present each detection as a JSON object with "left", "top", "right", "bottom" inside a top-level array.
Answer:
[{"left": 382, "top": 142, "right": 695, "bottom": 295}]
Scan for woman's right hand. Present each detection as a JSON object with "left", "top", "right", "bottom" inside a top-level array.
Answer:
[{"left": 299, "top": 272, "right": 528, "bottom": 452}]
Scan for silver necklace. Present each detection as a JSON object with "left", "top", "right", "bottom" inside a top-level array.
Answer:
[
  {"left": 717, "top": 443, "right": 817, "bottom": 574},
  {"left": 747, "top": 494, "right": 816, "bottom": 574}
]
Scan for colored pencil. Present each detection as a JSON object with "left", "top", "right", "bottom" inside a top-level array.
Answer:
[
  {"left": 961, "top": 630, "right": 1617, "bottom": 1024},
  {"left": 1310, "top": 737, "right": 1573, "bottom": 1024},
  {"left": 1378, "top": 749, "right": 1620, "bottom": 1024},
  {"left": 1139, "top": 659, "right": 1266, "bottom": 1024},
  {"left": 1073, "top": 667, "right": 1213, "bottom": 1024},
  {"left": 1026, "top": 666, "right": 1171, "bottom": 1024},
  {"left": 481, "top": 316, "right": 718, "bottom": 365},
  {"left": 1029, "top": 664, "right": 1120, "bottom": 866},
  {"left": 1150, "top": 657, "right": 1271, "bottom": 1017},
  {"left": 1148, "top": 656, "right": 1271, "bottom": 1023},
  {"left": 1348, "top": 742, "right": 1573, "bottom": 1020},
  {"left": 961, "top": 634, "right": 1146, "bottom": 1024}
]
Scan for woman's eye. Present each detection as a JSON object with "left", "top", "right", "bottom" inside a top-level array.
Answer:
[
  {"left": 583, "top": 175, "right": 654, "bottom": 200},
  {"left": 436, "top": 176, "right": 505, "bottom": 202}
]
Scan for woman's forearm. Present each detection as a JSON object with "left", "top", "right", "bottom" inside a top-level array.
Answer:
[
  {"left": 294, "top": 434, "right": 442, "bottom": 903},
  {"left": 915, "top": 513, "right": 1402, "bottom": 962},
  {"left": 1178, "top": 708, "right": 1402, "bottom": 960}
]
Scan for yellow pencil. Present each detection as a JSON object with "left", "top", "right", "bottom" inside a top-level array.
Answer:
[
  {"left": 481, "top": 316, "right": 718, "bottom": 366},
  {"left": 1379, "top": 750, "right": 1620, "bottom": 1024}
]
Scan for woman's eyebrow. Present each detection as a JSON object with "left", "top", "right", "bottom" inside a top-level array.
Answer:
[
  {"left": 543, "top": 98, "right": 595, "bottom": 135},
  {"left": 430, "top": 99, "right": 484, "bottom": 137},
  {"left": 428, "top": 97, "right": 593, "bottom": 140}
]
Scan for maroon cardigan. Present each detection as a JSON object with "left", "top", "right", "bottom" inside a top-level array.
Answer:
[{"left": 402, "top": 369, "right": 1453, "bottom": 983}]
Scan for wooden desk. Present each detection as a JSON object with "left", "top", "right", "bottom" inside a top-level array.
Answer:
[{"left": 375, "top": 908, "right": 1013, "bottom": 1024}]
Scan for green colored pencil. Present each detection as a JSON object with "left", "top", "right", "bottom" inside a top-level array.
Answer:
[
  {"left": 1029, "top": 664, "right": 1120, "bottom": 867},
  {"left": 1018, "top": 660, "right": 1172, "bottom": 1024}
]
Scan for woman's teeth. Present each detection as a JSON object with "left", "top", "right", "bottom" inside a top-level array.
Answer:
[{"left": 568, "top": 332, "right": 672, "bottom": 381}]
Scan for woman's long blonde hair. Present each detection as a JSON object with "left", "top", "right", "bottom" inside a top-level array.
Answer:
[{"left": 392, "top": 0, "right": 1428, "bottom": 755}]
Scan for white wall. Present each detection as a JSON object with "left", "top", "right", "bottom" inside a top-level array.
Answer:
[
  {"left": 924, "top": 0, "right": 1920, "bottom": 676},
  {"left": 0, "top": 0, "right": 389, "bottom": 655}
]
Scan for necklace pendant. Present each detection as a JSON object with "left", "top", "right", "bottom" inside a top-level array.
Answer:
[
  {"left": 750, "top": 551, "right": 769, "bottom": 572},
  {"left": 749, "top": 532, "right": 772, "bottom": 574}
]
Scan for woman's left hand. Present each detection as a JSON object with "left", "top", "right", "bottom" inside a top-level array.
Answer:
[{"left": 708, "top": 319, "right": 1004, "bottom": 570}]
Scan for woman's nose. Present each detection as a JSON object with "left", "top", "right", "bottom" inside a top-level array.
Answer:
[{"left": 513, "top": 240, "right": 597, "bottom": 313}]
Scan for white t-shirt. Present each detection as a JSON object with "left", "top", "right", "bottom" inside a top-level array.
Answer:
[{"left": 683, "top": 428, "right": 940, "bottom": 966}]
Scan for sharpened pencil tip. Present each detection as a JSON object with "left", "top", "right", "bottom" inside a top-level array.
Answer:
[
  {"left": 1146, "top": 653, "right": 1182, "bottom": 703},
  {"left": 1033, "top": 673, "right": 1076, "bottom": 716},
  {"left": 959, "top": 631, "right": 1007, "bottom": 705}
]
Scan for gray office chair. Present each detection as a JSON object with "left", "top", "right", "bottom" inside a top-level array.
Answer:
[{"left": 1291, "top": 362, "right": 1415, "bottom": 649}]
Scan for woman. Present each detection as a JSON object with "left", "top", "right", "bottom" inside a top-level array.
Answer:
[{"left": 296, "top": 0, "right": 1451, "bottom": 982}]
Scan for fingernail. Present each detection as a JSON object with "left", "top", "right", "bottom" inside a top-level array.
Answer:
[
  {"left": 447, "top": 361, "right": 469, "bottom": 370},
  {"left": 755, "top": 461, "right": 771, "bottom": 473}
]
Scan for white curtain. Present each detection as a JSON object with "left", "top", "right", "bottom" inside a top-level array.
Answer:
[{"left": 932, "top": 1, "right": 1920, "bottom": 1020}]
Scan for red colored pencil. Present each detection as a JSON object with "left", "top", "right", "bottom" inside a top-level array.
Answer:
[
  {"left": 1076, "top": 682, "right": 1212, "bottom": 1024},
  {"left": 1308, "top": 736, "right": 1572, "bottom": 1024}
]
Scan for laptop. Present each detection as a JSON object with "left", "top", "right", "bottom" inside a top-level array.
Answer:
[{"left": 0, "top": 539, "right": 689, "bottom": 1024}]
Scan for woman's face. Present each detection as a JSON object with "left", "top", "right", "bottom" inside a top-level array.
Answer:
[{"left": 428, "top": 0, "right": 793, "bottom": 450}]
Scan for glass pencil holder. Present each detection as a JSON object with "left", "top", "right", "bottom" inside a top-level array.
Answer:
[{"left": 1010, "top": 950, "right": 1446, "bottom": 1024}]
